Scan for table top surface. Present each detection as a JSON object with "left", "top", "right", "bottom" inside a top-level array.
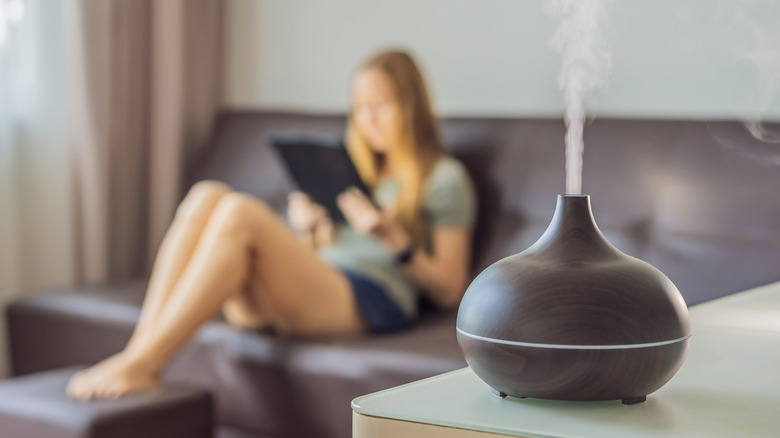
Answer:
[
  {"left": 689, "top": 281, "right": 780, "bottom": 333},
  {"left": 353, "top": 282, "right": 780, "bottom": 438}
]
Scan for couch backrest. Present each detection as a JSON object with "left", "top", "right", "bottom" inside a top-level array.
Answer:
[{"left": 188, "top": 111, "right": 780, "bottom": 306}]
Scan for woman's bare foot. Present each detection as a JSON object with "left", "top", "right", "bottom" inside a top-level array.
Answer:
[{"left": 66, "top": 351, "right": 160, "bottom": 401}]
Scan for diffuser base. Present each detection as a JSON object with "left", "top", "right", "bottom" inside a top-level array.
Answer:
[
  {"left": 490, "top": 388, "right": 508, "bottom": 399},
  {"left": 491, "top": 388, "right": 648, "bottom": 405},
  {"left": 621, "top": 396, "right": 647, "bottom": 405}
]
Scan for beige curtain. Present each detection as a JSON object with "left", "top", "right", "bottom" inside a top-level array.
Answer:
[{"left": 70, "top": 0, "right": 223, "bottom": 285}]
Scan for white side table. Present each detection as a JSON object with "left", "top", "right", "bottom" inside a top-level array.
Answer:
[
  {"left": 353, "top": 325, "right": 780, "bottom": 437},
  {"left": 689, "top": 281, "right": 780, "bottom": 333}
]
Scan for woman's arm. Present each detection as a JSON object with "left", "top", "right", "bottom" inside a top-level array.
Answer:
[{"left": 381, "top": 225, "right": 473, "bottom": 310}]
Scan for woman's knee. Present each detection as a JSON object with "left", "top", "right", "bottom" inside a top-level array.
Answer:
[
  {"left": 175, "top": 180, "right": 232, "bottom": 222},
  {"left": 209, "top": 192, "right": 274, "bottom": 238}
]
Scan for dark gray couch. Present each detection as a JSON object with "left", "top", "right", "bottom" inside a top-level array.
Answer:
[{"left": 7, "top": 112, "right": 780, "bottom": 438}]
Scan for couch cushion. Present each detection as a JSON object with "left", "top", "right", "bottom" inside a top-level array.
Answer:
[
  {"left": 7, "top": 282, "right": 466, "bottom": 438},
  {"left": 0, "top": 366, "right": 213, "bottom": 438}
]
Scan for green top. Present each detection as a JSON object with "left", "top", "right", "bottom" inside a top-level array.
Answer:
[{"left": 316, "top": 155, "right": 477, "bottom": 318}]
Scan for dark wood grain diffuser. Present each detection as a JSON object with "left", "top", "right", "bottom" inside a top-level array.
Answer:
[{"left": 457, "top": 195, "right": 691, "bottom": 405}]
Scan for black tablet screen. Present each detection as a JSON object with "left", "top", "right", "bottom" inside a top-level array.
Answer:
[{"left": 270, "top": 134, "right": 371, "bottom": 223}]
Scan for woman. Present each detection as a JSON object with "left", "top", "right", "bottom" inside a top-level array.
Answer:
[{"left": 66, "top": 50, "right": 477, "bottom": 400}]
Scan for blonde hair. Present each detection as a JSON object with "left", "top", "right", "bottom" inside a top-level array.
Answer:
[{"left": 346, "top": 50, "right": 443, "bottom": 249}]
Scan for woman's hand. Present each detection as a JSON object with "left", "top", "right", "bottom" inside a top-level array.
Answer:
[
  {"left": 287, "top": 191, "right": 335, "bottom": 246},
  {"left": 336, "top": 186, "right": 410, "bottom": 252},
  {"left": 287, "top": 191, "right": 328, "bottom": 233}
]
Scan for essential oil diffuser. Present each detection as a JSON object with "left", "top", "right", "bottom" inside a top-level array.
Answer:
[{"left": 457, "top": 195, "right": 691, "bottom": 405}]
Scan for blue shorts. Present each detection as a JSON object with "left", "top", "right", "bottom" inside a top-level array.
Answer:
[{"left": 341, "top": 268, "right": 413, "bottom": 334}]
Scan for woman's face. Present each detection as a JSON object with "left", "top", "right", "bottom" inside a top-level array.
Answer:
[{"left": 351, "top": 68, "right": 401, "bottom": 154}]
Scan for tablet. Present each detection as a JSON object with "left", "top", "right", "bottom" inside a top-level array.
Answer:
[{"left": 269, "top": 133, "right": 372, "bottom": 223}]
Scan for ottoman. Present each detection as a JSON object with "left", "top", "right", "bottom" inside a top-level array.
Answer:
[{"left": 0, "top": 366, "right": 213, "bottom": 438}]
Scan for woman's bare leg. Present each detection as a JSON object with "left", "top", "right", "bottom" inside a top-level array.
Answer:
[
  {"left": 131, "top": 180, "right": 232, "bottom": 345},
  {"left": 66, "top": 181, "right": 232, "bottom": 398},
  {"left": 220, "top": 264, "right": 270, "bottom": 330},
  {"left": 67, "top": 193, "right": 365, "bottom": 400}
]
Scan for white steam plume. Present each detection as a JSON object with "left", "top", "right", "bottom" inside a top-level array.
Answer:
[
  {"left": 718, "top": 0, "right": 780, "bottom": 143},
  {"left": 545, "top": 0, "right": 612, "bottom": 194},
  {"left": 743, "top": 28, "right": 780, "bottom": 142}
]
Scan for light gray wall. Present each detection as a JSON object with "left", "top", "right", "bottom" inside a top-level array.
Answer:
[{"left": 223, "top": 0, "right": 780, "bottom": 121}]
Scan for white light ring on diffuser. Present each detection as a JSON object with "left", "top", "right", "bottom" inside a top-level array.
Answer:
[{"left": 456, "top": 327, "right": 691, "bottom": 350}]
